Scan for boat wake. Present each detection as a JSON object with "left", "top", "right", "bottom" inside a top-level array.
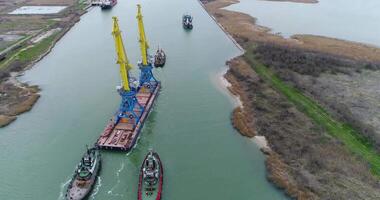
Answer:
[
  {"left": 57, "top": 177, "right": 71, "bottom": 200},
  {"left": 106, "top": 162, "right": 125, "bottom": 198},
  {"left": 89, "top": 176, "right": 102, "bottom": 200}
]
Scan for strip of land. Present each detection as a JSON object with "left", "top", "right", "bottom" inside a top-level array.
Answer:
[
  {"left": 0, "top": 0, "right": 90, "bottom": 127},
  {"left": 262, "top": 0, "right": 318, "bottom": 4},
  {"left": 202, "top": 0, "right": 380, "bottom": 199}
]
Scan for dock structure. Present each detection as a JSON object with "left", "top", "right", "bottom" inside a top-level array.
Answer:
[{"left": 97, "top": 6, "right": 160, "bottom": 152}]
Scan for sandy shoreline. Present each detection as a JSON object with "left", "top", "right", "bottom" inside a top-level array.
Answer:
[{"left": 211, "top": 67, "right": 243, "bottom": 108}]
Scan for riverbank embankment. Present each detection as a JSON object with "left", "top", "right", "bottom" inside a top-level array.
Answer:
[
  {"left": 264, "top": 0, "right": 318, "bottom": 4},
  {"left": 0, "top": 0, "right": 92, "bottom": 127},
  {"left": 202, "top": 0, "right": 380, "bottom": 199}
]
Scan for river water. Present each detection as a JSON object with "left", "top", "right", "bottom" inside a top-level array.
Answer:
[
  {"left": 227, "top": 0, "right": 380, "bottom": 47},
  {"left": 0, "top": 0, "right": 287, "bottom": 199}
]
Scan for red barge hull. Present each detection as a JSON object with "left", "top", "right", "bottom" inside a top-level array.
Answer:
[{"left": 96, "top": 82, "right": 160, "bottom": 151}]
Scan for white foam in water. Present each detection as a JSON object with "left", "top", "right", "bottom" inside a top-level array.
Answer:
[
  {"left": 9, "top": 6, "right": 67, "bottom": 15},
  {"left": 106, "top": 162, "right": 125, "bottom": 198},
  {"left": 57, "top": 177, "right": 71, "bottom": 200},
  {"left": 89, "top": 177, "right": 102, "bottom": 200}
]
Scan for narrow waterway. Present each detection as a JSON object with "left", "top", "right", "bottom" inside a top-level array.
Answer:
[
  {"left": 227, "top": 0, "right": 380, "bottom": 47},
  {"left": 0, "top": 0, "right": 287, "bottom": 199}
]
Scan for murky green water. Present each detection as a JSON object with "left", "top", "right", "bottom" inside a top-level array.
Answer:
[
  {"left": 227, "top": 0, "right": 380, "bottom": 47},
  {"left": 0, "top": 0, "right": 287, "bottom": 199}
]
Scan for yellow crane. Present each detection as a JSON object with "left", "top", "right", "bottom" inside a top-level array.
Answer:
[
  {"left": 136, "top": 4, "right": 158, "bottom": 89},
  {"left": 111, "top": 16, "right": 143, "bottom": 124},
  {"left": 112, "top": 16, "right": 131, "bottom": 91},
  {"left": 137, "top": 4, "right": 149, "bottom": 66}
]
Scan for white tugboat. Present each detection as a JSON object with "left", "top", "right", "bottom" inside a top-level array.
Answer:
[{"left": 66, "top": 147, "right": 101, "bottom": 200}]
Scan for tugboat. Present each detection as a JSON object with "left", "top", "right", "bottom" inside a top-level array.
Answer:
[
  {"left": 154, "top": 48, "right": 166, "bottom": 67},
  {"left": 66, "top": 147, "right": 101, "bottom": 200},
  {"left": 138, "top": 150, "right": 163, "bottom": 200},
  {"left": 182, "top": 14, "right": 193, "bottom": 30},
  {"left": 100, "top": 0, "right": 117, "bottom": 9}
]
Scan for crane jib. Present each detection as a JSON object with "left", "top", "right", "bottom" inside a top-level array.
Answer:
[
  {"left": 137, "top": 4, "right": 149, "bottom": 66},
  {"left": 112, "top": 16, "right": 131, "bottom": 92}
]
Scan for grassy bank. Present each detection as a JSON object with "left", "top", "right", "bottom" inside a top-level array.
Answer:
[
  {"left": 18, "top": 33, "right": 59, "bottom": 62},
  {"left": 0, "top": 33, "right": 59, "bottom": 71},
  {"left": 243, "top": 48, "right": 380, "bottom": 176}
]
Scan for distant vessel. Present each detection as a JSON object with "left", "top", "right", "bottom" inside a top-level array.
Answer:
[
  {"left": 66, "top": 147, "right": 101, "bottom": 200},
  {"left": 138, "top": 150, "right": 163, "bottom": 200},
  {"left": 183, "top": 14, "right": 193, "bottom": 29},
  {"left": 100, "top": 0, "right": 117, "bottom": 9},
  {"left": 91, "top": 0, "right": 102, "bottom": 6},
  {"left": 154, "top": 48, "right": 166, "bottom": 67}
]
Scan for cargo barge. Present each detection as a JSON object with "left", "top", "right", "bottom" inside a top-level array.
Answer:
[
  {"left": 97, "top": 82, "right": 160, "bottom": 151},
  {"left": 97, "top": 7, "right": 160, "bottom": 152}
]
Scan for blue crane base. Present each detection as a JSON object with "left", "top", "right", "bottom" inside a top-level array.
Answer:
[
  {"left": 115, "top": 88, "right": 144, "bottom": 126},
  {"left": 138, "top": 64, "right": 158, "bottom": 92}
]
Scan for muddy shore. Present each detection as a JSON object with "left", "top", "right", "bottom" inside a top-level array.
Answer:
[
  {"left": 0, "top": 1, "right": 90, "bottom": 127},
  {"left": 202, "top": 0, "right": 380, "bottom": 199}
]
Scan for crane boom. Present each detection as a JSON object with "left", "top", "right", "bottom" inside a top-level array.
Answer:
[
  {"left": 136, "top": 4, "right": 149, "bottom": 66},
  {"left": 112, "top": 16, "right": 131, "bottom": 91}
]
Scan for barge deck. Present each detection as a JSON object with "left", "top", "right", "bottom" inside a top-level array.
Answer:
[{"left": 97, "top": 82, "right": 160, "bottom": 151}]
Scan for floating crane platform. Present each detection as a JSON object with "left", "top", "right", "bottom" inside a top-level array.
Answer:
[
  {"left": 96, "top": 82, "right": 160, "bottom": 151},
  {"left": 96, "top": 6, "right": 160, "bottom": 152}
]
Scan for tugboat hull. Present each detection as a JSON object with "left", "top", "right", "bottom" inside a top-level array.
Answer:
[
  {"left": 138, "top": 152, "right": 163, "bottom": 200},
  {"left": 183, "top": 24, "right": 193, "bottom": 30},
  {"left": 101, "top": 5, "right": 112, "bottom": 9},
  {"left": 182, "top": 14, "right": 193, "bottom": 30},
  {"left": 66, "top": 149, "right": 101, "bottom": 200},
  {"left": 154, "top": 50, "right": 166, "bottom": 68},
  {"left": 100, "top": 0, "right": 117, "bottom": 9}
]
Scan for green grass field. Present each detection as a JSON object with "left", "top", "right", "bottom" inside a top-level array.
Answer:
[
  {"left": 244, "top": 51, "right": 380, "bottom": 176},
  {"left": 0, "top": 33, "right": 59, "bottom": 71},
  {"left": 76, "top": 0, "right": 89, "bottom": 10},
  {"left": 18, "top": 33, "right": 58, "bottom": 62}
]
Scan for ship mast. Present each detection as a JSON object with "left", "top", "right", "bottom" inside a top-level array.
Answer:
[
  {"left": 136, "top": 4, "right": 157, "bottom": 89},
  {"left": 111, "top": 16, "right": 143, "bottom": 125}
]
